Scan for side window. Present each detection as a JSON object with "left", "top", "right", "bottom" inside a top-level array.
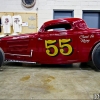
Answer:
[{"left": 45, "top": 24, "right": 72, "bottom": 31}]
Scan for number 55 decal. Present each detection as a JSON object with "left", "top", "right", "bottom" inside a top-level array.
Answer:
[{"left": 45, "top": 39, "right": 73, "bottom": 57}]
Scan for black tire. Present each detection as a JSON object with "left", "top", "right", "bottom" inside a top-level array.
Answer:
[
  {"left": 92, "top": 43, "right": 100, "bottom": 71},
  {"left": 0, "top": 48, "right": 5, "bottom": 67}
]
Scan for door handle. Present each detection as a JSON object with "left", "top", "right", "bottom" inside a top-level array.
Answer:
[{"left": 38, "top": 38, "right": 42, "bottom": 40}]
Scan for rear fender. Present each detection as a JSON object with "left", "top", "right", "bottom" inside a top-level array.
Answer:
[{"left": 89, "top": 41, "right": 100, "bottom": 60}]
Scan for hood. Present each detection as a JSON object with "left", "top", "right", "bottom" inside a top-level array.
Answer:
[{"left": 1, "top": 33, "right": 38, "bottom": 41}]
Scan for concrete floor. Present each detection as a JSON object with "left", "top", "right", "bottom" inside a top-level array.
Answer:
[{"left": 0, "top": 62, "right": 100, "bottom": 99}]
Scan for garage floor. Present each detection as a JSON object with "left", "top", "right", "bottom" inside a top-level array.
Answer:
[{"left": 0, "top": 62, "right": 100, "bottom": 99}]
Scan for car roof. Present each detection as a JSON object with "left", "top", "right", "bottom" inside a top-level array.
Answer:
[{"left": 43, "top": 18, "right": 82, "bottom": 26}]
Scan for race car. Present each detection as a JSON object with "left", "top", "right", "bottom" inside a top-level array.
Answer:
[{"left": 0, "top": 17, "right": 100, "bottom": 71}]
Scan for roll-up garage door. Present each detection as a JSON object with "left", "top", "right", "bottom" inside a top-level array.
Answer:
[
  {"left": 54, "top": 11, "right": 73, "bottom": 19},
  {"left": 83, "top": 11, "right": 100, "bottom": 28}
]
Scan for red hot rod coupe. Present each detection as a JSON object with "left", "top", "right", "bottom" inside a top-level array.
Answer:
[{"left": 0, "top": 18, "right": 100, "bottom": 71}]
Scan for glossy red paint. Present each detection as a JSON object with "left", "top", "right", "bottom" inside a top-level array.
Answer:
[{"left": 1, "top": 18, "right": 100, "bottom": 64}]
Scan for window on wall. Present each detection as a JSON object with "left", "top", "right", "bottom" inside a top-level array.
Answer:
[
  {"left": 83, "top": 11, "right": 100, "bottom": 28},
  {"left": 53, "top": 11, "right": 73, "bottom": 19}
]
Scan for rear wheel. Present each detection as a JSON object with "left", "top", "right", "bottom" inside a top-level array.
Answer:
[
  {"left": 0, "top": 48, "right": 5, "bottom": 70},
  {"left": 92, "top": 43, "right": 100, "bottom": 71}
]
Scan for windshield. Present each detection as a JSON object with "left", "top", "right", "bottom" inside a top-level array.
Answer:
[{"left": 45, "top": 23, "right": 72, "bottom": 31}]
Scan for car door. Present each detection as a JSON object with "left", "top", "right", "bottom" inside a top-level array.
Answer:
[{"left": 37, "top": 29, "right": 78, "bottom": 64}]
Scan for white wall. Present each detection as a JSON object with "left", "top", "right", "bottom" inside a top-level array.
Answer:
[
  {"left": 0, "top": 0, "right": 38, "bottom": 12},
  {"left": 0, "top": 0, "right": 100, "bottom": 30},
  {"left": 38, "top": 0, "right": 100, "bottom": 29}
]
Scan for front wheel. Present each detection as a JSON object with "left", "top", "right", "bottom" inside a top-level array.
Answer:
[
  {"left": 92, "top": 43, "right": 100, "bottom": 71},
  {"left": 0, "top": 48, "right": 5, "bottom": 70}
]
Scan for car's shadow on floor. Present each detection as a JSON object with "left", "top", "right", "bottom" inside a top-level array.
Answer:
[{"left": 2, "top": 62, "right": 95, "bottom": 71}]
